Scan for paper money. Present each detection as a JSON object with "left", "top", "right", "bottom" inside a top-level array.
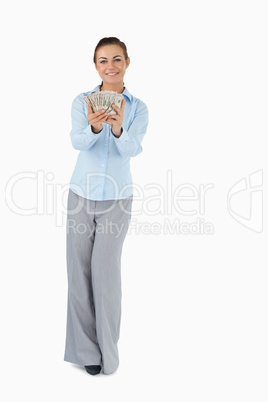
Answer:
[{"left": 83, "top": 91, "right": 124, "bottom": 123}]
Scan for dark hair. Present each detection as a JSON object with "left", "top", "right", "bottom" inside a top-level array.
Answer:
[{"left": 93, "top": 37, "right": 128, "bottom": 64}]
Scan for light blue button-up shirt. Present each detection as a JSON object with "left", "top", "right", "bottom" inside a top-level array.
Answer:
[{"left": 69, "top": 84, "right": 149, "bottom": 200}]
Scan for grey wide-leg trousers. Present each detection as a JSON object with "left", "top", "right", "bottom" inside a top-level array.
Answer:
[{"left": 64, "top": 188, "right": 133, "bottom": 374}]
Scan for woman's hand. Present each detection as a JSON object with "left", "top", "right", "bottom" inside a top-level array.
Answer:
[
  {"left": 87, "top": 102, "right": 108, "bottom": 133},
  {"left": 106, "top": 98, "right": 126, "bottom": 137}
]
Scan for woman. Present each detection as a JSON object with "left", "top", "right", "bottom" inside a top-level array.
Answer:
[{"left": 64, "top": 37, "right": 149, "bottom": 375}]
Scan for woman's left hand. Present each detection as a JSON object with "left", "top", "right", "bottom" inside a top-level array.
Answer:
[{"left": 106, "top": 98, "right": 126, "bottom": 137}]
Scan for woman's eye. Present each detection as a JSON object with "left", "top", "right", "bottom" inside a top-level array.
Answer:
[{"left": 99, "top": 59, "right": 121, "bottom": 64}]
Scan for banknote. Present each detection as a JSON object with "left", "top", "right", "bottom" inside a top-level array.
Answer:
[{"left": 83, "top": 91, "right": 124, "bottom": 119}]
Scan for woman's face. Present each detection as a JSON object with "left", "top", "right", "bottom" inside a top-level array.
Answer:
[{"left": 95, "top": 45, "right": 130, "bottom": 86}]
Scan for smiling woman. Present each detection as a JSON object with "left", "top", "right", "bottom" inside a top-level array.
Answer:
[
  {"left": 63, "top": 37, "right": 149, "bottom": 376},
  {"left": 94, "top": 38, "right": 130, "bottom": 120}
]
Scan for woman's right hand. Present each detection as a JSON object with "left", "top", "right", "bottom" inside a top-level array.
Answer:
[{"left": 87, "top": 102, "right": 108, "bottom": 133}]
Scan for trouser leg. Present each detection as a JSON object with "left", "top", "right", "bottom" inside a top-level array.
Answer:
[
  {"left": 91, "top": 195, "right": 133, "bottom": 374},
  {"left": 64, "top": 189, "right": 102, "bottom": 366}
]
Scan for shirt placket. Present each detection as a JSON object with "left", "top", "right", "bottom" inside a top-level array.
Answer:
[{"left": 99, "top": 125, "right": 110, "bottom": 198}]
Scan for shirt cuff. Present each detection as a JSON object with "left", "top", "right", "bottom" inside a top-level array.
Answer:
[
  {"left": 112, "top": 127, "right": 128, "bottom": 141},
  {"left": 91, "top": 125, "right": 103, "bottom": 134}
]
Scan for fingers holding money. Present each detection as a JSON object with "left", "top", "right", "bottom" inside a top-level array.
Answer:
[
  {"left": 105, "top": 99, "right": 126, "bottom": 136},
  {"left": 83, "top": 92, "right": 125, "bottom": 132},
  {"left": 111, "top": 98, "right": 125, "bottom": 118},
  {"left": 88, "top": 108, "right": 108, "bottom": 123},
  {"left": 87, "top": 103, "right": 108, "bottom": 130},
  {"left": 83, "top": 91, "right": 124, "bottom": 119},
  {"left": 87, "top": 102, "right": 107, "bottom": 121},
  {"left": 106, "top": 99, "right": 125, "bottom": 122}
]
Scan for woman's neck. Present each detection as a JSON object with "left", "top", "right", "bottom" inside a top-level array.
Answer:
[{"left": 100, "top": 81, "right": 124, "bottom": 93}]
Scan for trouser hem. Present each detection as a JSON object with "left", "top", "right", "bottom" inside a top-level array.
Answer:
[{"left": 64, "top": 356, "right": 119, "bottom": 375}]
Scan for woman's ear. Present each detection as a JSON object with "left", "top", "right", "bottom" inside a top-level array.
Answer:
[{"left": 126, "top": 57, "right": 130, "bottom": 69}]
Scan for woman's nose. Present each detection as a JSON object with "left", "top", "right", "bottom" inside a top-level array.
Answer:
[{"left": 107, "top": 61, "right": 115, "bottom": 69}]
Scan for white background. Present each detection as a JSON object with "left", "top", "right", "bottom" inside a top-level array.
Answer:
[{"left": 1, "top": 0, "right": 267, "bottom": 400}]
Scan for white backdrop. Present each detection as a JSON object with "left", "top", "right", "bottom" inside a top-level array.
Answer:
[{"left": 1, "top": 0, "right": 267, "bottom": 401}]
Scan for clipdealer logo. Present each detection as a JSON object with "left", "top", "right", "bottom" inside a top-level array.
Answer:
[
  {"left": 227, "top": 169, "right": 263, "bottom": 233},
  {"left": 4, "top": 169, "right": 264, "bottom": 234}
]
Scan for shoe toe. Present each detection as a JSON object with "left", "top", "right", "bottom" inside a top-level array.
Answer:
[{"left": 85, "top": 365, "right": 101, "bottom": 375}]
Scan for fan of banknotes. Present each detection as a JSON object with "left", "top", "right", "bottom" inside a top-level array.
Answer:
[{"left": 83, "top": 91, "right": 124, "bottom": 125}]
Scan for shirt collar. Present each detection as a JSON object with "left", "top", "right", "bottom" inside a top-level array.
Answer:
[{"left": 89, "top": 84, "right": 133, "bottom": 102}]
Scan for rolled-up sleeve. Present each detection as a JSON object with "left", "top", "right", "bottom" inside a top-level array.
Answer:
[
  {"left": 70, "top": 95, "right": 102, "bottom": 150},
  {"left": 112, "top": 100, "right": 149, "bottom": 157}
]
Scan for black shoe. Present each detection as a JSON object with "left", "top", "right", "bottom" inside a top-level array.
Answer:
[{"left": 85, "top": 365, "right": 101, "bottom": 375}]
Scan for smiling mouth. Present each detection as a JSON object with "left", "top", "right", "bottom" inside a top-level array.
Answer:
[{"left": 106, "top": 72, "right": 118, "bottom": 76}]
